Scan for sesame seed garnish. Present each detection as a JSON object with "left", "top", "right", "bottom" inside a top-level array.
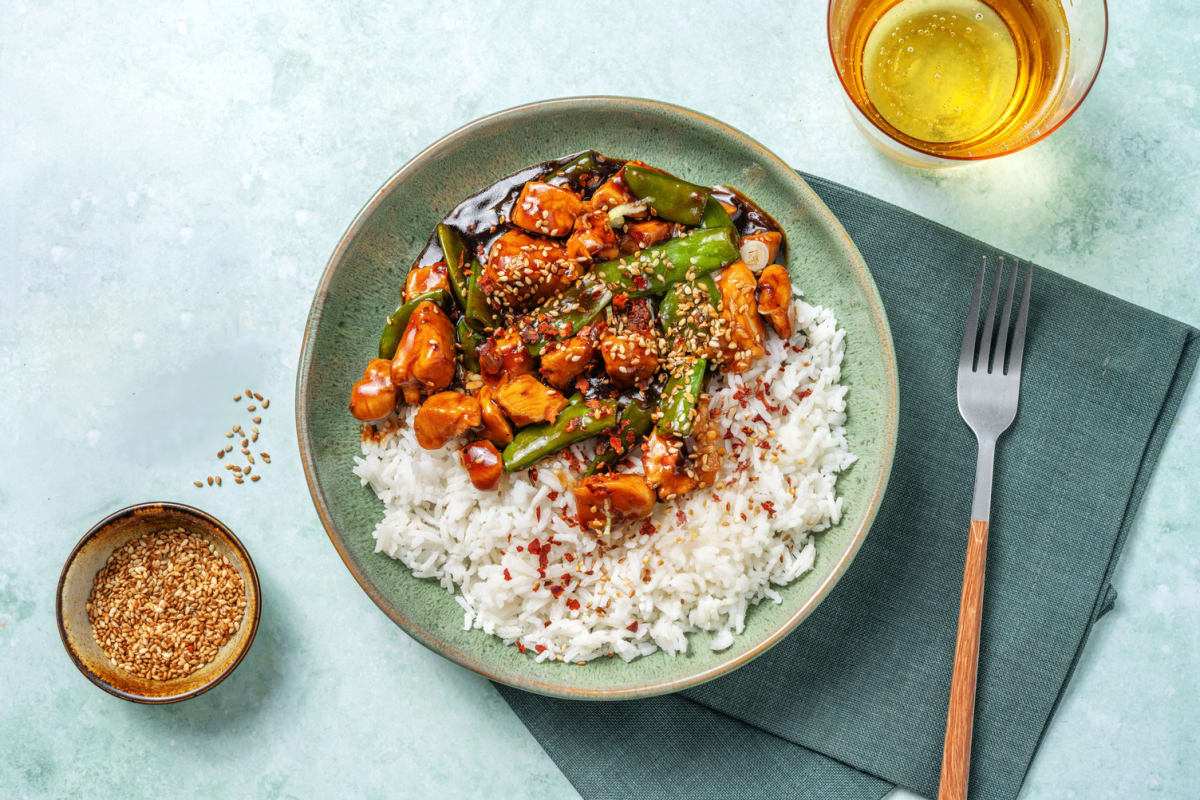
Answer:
[
  {"left": 224, "top": 432, "right": 233, "bottom": 438},
  {"left": 193, "top": 481, "right": 203, "bottom": 487},
  {"left": 250, "top": 475, "right": 260, "bottom": 482},
  {"left": 262, "top": 400, "right": 269, "bottom": 409},
  {"left": 252, "top": 416, "right": 261, "bottom": 424},
  {"left": 247, "top": 404, "right": 256, "bottom": 412},
  {"left": 233, "top": 394, "right": 242, "bottom": 401},
  {"left": 253, "top": 393, "right": 263, "bottom": 401}
]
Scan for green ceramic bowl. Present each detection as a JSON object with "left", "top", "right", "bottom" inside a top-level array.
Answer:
[{"left": 297, "top": 97, "right": 898, "bottom": 699}]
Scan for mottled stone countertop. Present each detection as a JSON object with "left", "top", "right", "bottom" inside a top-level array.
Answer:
[{"left": 2, "top": 2, "right": 1196, "bottom": 797}]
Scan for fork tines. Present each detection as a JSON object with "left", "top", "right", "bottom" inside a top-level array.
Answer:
[{"left": 959, "top": 257, "right": 1033, "bottom": 377}]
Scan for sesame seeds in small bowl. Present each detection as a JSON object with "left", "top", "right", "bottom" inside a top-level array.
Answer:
[{"left": 56, "top": 502, "right": 261, "bottom": 704}]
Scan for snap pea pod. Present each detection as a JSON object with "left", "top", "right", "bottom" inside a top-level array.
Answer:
[
  {"left": 378, "top": 289, "right": 451, "bottom": 359},
  {"left": 463, "top": 263, "right": 496, "bottom": 331},
  {"left": 658, "top": 358, "right": 707, "bottom": 437},
  {"left": 456, "top": 316, "right": 483, "bottom": 373},
  {"left": 699, "top": 196, "right": 734, "bottom": 229},
  {"left": 593, "top": 226, "right": 740, "bottom": 298},
  {"left": 584, "top": 400, "right": 655, "bottom": 476},
  {"left": 543, "top": 150, "right": 598, "bottom": 188},
  {"left": 521, "top": 276, "right": 613, "bottom": 357},
  {"left": 623, "top": 165, "right": 710, "bottom": 225},
  {"left": 502, "top": 395, "right": 619, "bottom": 472},
  {"left": 436, "top": 223, "right": 470, "bottom": 310},
  {"left": 658, "top": 275, "right": 720, "bottom": 336}
]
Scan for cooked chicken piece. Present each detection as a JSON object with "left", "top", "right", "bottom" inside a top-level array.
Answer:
[
  {"left": 573, "top": 474, "right": 656, "bottom": 531},
  {"left": 413, "top": 391, "right": 481, "bottom": 450},
  {"left": 600, "top": 329, "right": 659, "bottom": 388},
  {"left": 565, "top": 207, "right": 619, "bottom": 263},
  {"left": 348, "top": 359, "right": 397, "bottom": 421},
  {"left": 755, "top": 264, "right": 793, "bottom": 339},
  {"left": 626, "top": 219, "right": 671, "bottom": 249},
  {"left": 715, "top": 261, "right": 766, "bottom": 374},
  {"left": 475, "top": 385, "right": 513, "bottom": 446},
  {"left": 538, "top": 335, "right": 595, "bottom": 390},
  {"left": 460, "top": 440, "right": 503, "bottom": 490},
  {"left": 495, "top": 374, "right": 568, "bottom": 426},
  {"left": 482, "top": 230, "right": 582, "bottom": 310},
  {"left": 511, "top": 181, "right": 584, "bottom": 237},
  {"left": 690, "top": 397, "right": 724, "bottom": 488},
  {"left": 590, "top": 172, "right": 640, "bottom": 214},
  {"left": 390, "top": 301, "right": 458, "bottom": 403},
  {"left": 641, "top": 429, "right": 699, "bottom": 501},
  {"left": 742, "top": 231, "right": 783, "bottom": 263},
  {"left": 477, "top": 326, "right": 536, "bottom": 386},
  {"left": 403, "top": 260, "right": 451, "bottom": 302}
]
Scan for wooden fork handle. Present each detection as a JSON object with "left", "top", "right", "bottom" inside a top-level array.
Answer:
[{"left": 938, "top": 519, "right": 989, "bottom": 800}]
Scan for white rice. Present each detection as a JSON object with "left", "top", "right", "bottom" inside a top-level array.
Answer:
[{"left": 353, "top": 296, "right": 853, "bottom": 663}]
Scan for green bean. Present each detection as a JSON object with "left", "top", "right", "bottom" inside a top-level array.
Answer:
[
  {"left": 593, "top": 227, "right": 740, "bottom": 298},
  {"left": 456, "top": 316, "right": 483, "bottom": 373},
  {"left": 658, "top": 358, "right": 707, "bottom": 437},
  {"left": 659, "top": 275, "right": 720, "bottom": 336},
  {"left": 700, "top": 196, "right": 734, "bottom": 229},
  {"left": 623, "top": 165, "right": 710, "bottom": 225},
  {"left": 436, "top": 223, "right": 470, "bottom": 310},
  {"left": 502, "top": 395, "right": 618, "bottom": 472},
  {"left": 464, "top": 263, "right": 496, "bottom": 331},
  {"left": 584, "top": 400, "right": 655, "bottom": 476},
  {"left": 378, "top": 289, "right": 450, "bottom": 359},
  {"left": 543, "top": 150, "right": 598, "bottom": 188}
]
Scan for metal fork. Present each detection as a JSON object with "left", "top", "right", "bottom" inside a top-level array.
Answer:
[{"left": 938, "top": 257, "right": 1033, "bottom": 800}]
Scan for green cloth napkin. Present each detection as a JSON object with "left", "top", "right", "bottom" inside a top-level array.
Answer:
[{"left": 497, "top": 174, "right": 1200, "bottom": 800}]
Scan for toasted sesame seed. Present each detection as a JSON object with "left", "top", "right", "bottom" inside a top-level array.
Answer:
[
  {"left": 247, "top": 404, "right": 256, "bottom": 412},
  {"left": 252, "top": 416, "right": 261, "bottom": 424},
  {"left": 206, "top": 476, "right": 213, "bottom": 486},
  {"left": 224, "top": 432, "right": 233, "bottom": 438},
  {"left": 250, "top": 475, "right": 260, "bottom": 482},
  {"left": 235, "top": 477, "right": 244, "bottom": 484},
  {"left": 193, "top": 481, "right": 203, "bottom": 487},
  {"left": 217, "top": 449, "right": 224, "bottom": 459},
  {"left": 261, "top": 453, "right": 271, "bottom": 462},
  {"left": 233, "top": 394, "right": 242, "bottom": 401},
  {"left": 262, "top": 400, "right": 269, "bottom": 408},
  {"left": 253, "top": 392, "right": 262, "bottom": 401}
]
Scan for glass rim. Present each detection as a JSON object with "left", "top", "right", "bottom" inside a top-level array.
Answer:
[{"left": 826, "top": 0, "right": 1109, "bottom": 162}]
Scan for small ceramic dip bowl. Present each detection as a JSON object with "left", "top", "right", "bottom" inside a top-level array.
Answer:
[{"left": 56, "top": 502, "right": 261, "bottom": 704}]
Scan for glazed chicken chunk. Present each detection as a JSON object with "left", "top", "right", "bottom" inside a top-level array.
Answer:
[
  {"left": 349, "top": 358, "right": 397, "bottom": 421},
  {"left": 495, "top": 374, "right": 568, "bottom": 427},
  {"left": 538, "top": 335, "right": 595, "bottom": 390},
  {"left": 413, "top": 391, "right": 481, "bottom": 449},
  {"left": 511, "top": 181, "right": 583, "bottom": 238},
  {"left": 755, "top": 264, "right": 793, "bottom": 339},
  {"left": 390, "top": 301, "right": 458, "bottom": 403},
  {"left": 573, "top": 474, "right": 656, "bottom": 531},
  {"left": 482, "top": 230, "right": 582, "bottom": 311},
  {"left": 474, "top": 385, "right": 513, "bottom": 446},
  {"left": 404, "top": 260, "right": 451, "bottom": 302},
  {"left": 641, "top": 429, "right": 698, "bottom": 501},
  {"left": 565, "top": 207, "right": 620, "bottom": 263},
  {"left": 477, "top": 327, "right": 536, "bottom": 386},
  {"left": 715, "top": 261, "right": 766, "bottom": 374}
]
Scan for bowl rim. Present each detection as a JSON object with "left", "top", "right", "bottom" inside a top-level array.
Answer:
[
  {"left": 295, "top": 95, "right": 899, "bottom": 699},
  {"left": 55, "top": 501, "right": 263, "bottom": 705}
]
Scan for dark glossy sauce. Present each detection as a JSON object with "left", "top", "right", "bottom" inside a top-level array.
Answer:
[{"left": 413, "top": 151, "right": 786, "bottom": 270}]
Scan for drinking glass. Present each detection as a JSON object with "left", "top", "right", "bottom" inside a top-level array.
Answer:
[{"left": 827, "top": 0, "right": 1108, "bottom": 166}]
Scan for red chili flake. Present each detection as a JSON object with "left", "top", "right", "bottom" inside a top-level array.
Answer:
[
  {"left": 740, "top": 512, "right": 748, "bottom": 521},
  {"left": 781, "top": 406, "right": 791, "bottom": 416},
  {"left": 548, "top": 490, "right": 559, "bottom": 501},
  {"left": 566, "top": 598, "right": 581, "bottom": 610},
  {"left": 612, "top": 291, "right": 630, "bottom": 310},
  {"left": 797, "top": 388, "right": 812, "bottom": 400},
  {"left": 535, "top": 645, "right": 547, "bottom": 653},
  {"left": 762, "top": 501, "right": 777, "bottom": 519},
  {"left": 533, "top": 582, "right": 541, "bottom": 592},
  {"left": 561, "top": 574, "right": 571, "bottom": 584},
  {"left": 758, "top": 440, "right": 771, "bottom": 450},
  {"left": 528, "top": 468, "right": 539, "bottom": 482},
  {"left": 517, "top": 641, "right": 526, "bottom": 653},
  {"left": 536, "top": 508, "right": 542, "bottom": 521},
  {"left": 564, "top": 552, "right": 575, "bottom": 562},
  {"left": 638, "top": 518, "right": 657, "bottom": 536},
  {"left": 550, "top": 584, "right": 565, "bottom": 598},
  {"left": 516, "top": 546, "right": 524, "bottom": 552},
  {"left": 543, "top": 620, "right": 551, "bottom": 627},
  {"left": 626, "top": 621, "right": 639, "bottom": 632},
  {"left": 675, "top": 508, "right": 687, "bottom": 526},
  {"left": 575, "top": 376, "right": 589, "bottom": 393},
  {"left": 503, "top": 568, "right": 512, "bottom": 581},
  {"left": 632, "top": 275, "right": 648, "bottom": 291},
  {"left": 528, "top": 538, "right": 542, "bottom": 555}
]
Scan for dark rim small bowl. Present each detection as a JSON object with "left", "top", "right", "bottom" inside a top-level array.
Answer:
[{"left": 56, "top": 502, "right": 262, "bottom": 704}]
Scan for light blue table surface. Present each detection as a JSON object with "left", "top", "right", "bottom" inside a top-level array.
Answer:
[{"left": 2, "top": 2, "right": 1197, "bottom": 797}]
